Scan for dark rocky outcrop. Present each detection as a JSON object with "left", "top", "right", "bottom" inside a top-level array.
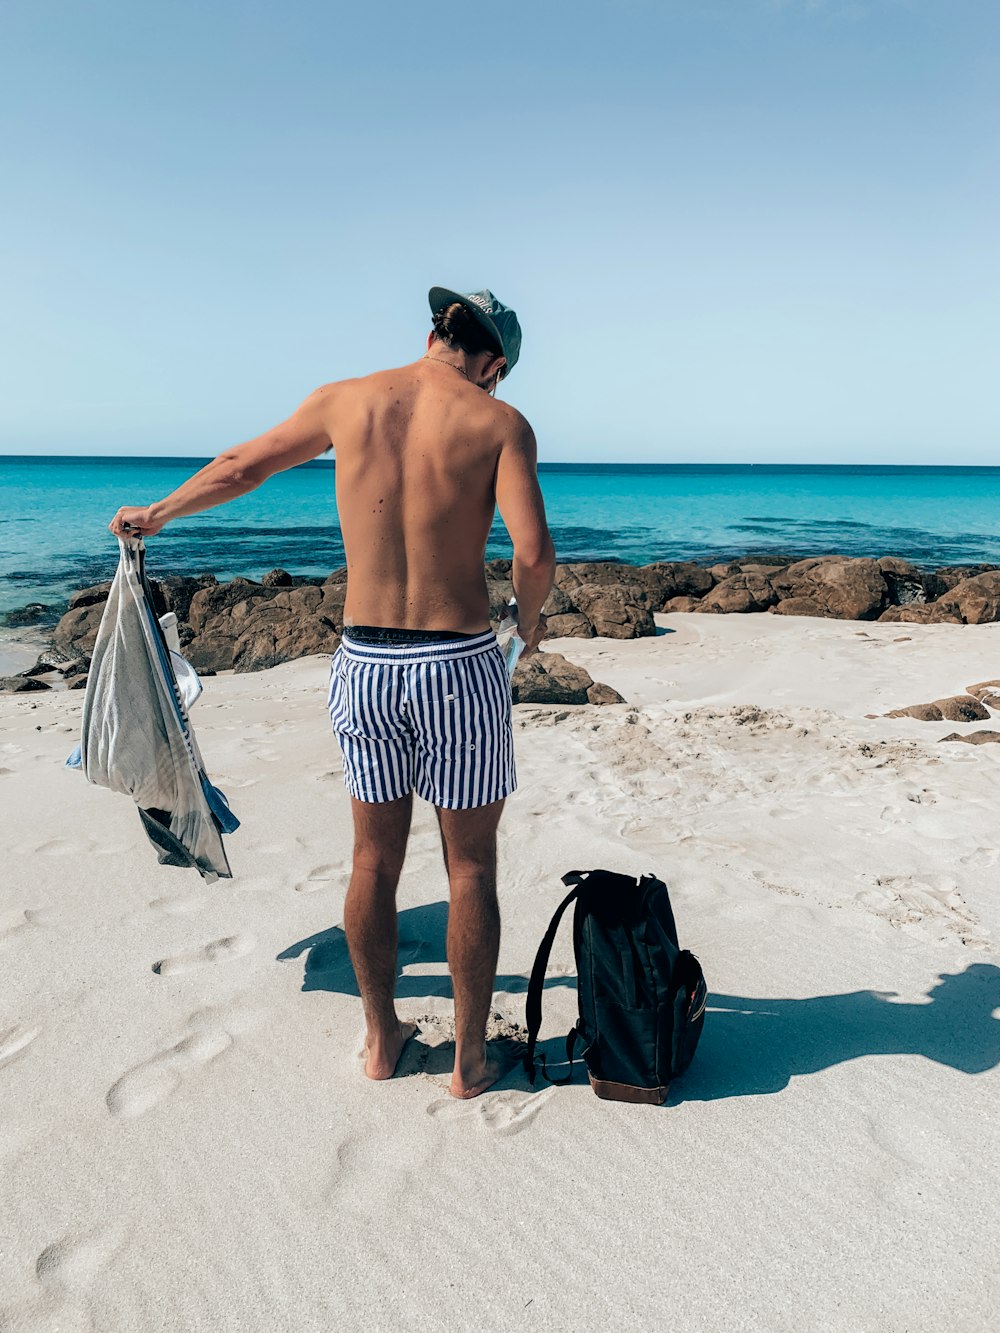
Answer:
[
  {"left": 697, "top": 573, "right": 778, "bottom": 615},
  {"left": 884, "top": 696, "right": 990, "bottom": 723},
  {"left": 966, "top": 680, "right": 1000, "bottom": 701},
  {"left": 941, "top": 730, "right": 1000, "bottom": 745},
  {"left": 1, "top": 602, "right": 54, "bottom": 628},
  {"left": 510, "top": 651, "right": 624, "bottom": 705},
  {"left": 0, "top": 675, "right": 50, "bottom": 693},
  {"left": 933, "top": 572, "right": 1000, "bottom": 625},
  {"left": 769, "top": 557, "right": 888, "bottom": 621},
  {"left": 27, "top": 551, "right": 1000, "bottom": 698},
  {"left": 877, "top": 604, "right": 963, "bottom": 625}
]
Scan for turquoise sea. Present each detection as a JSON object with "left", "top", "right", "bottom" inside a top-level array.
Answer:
[{"left": 3, "top": 457, "right": 1000, "bottom": 622}]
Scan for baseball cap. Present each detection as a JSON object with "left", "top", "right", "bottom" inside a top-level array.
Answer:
[{"left": 428, "top": 286, "right": 521, "bottom": 379}]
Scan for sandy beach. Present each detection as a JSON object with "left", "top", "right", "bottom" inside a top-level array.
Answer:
[{"left": 2, "top": 612, "right": 999, "bottom": 1331}]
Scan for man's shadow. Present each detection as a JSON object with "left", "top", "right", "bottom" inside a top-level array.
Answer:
[
  {"left": 278, "top": 914, "right": 1000, "bottom": 1100},
  {"left": 277, "top": 900, "right": 575, "bottom": 1003}
]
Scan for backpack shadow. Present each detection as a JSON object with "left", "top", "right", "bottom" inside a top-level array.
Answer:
[{"left": 670, "top": 963, "right": 1000, "bottom": 1102}]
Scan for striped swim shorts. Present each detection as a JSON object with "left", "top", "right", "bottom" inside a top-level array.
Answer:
[{"left": 327, "top": 628, "right": 516, "bottom": 809}]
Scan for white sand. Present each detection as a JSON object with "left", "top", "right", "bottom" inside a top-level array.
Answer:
[{"left": 1, "top": 613, "right": 999, "bottom": 1331}]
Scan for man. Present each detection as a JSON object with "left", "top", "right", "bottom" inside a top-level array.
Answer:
[{"left": 110, "top": 286, "right": 556, "bottom": 1099}]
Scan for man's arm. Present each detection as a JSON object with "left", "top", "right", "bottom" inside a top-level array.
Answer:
[
  {"left": 109, "top": 385, "right": 337, "bottom": 537},
  {"left": 494, "top": 415, "right": 556, "bottom": 654}
]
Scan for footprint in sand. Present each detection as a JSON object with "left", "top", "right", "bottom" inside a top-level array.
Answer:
[
  {"left": 0, "top": 1228, "right": 122, "bottom": 1332},
  {"left": 152, "top": 933, "right": 255, "bottom": 976},
  {"left": 426, "top": 1085, "right": 554, "bottom": 1136},
  {"left": 106, "top": 1026, "right": 232, "bottom": 1118},
  {"left": 294, "top": 865, "right": 338, "bottom": 894},
  {"left": 0, "top": 1023, "right": 41, "bottom": 1069},
  {"left": 148, "top": 893, "right": 207, "bottom": 917},
  {"left": 0, "top": 908, "right": 59, "bottom": 942},
  {"left": 960, "top": 846, "right": 1000, "bottom": 869},
  {"left": 856, "top": 875, "right": 989, "bottom": 948},
  {"left": 34, "top": 837, "right": 94, "bottom": 857}
]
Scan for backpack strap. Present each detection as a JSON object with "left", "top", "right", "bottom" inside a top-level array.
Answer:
[{"left": 523, "top": 872, "right": 587, "bottom": 1085}]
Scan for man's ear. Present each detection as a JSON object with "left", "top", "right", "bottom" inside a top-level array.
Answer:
[{"left": 426, "top": 331, "right": 436, "bottom": 352}]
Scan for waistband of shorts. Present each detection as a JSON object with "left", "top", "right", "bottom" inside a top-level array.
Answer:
[{"left": 337, "top": 627, "right": 500, "bottom": 666}]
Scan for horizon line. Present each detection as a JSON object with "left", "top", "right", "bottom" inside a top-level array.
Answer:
[{"left": 4, "top": 455, "right": 1000, "bottom": 473}]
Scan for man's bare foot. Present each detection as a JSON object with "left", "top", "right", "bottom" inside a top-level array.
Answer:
[
  {"left": 363, "top": 1020, "right": 417, "bottom": 1080},
  {"left": 449, "top": 1044, "right": 508, "bottom": 1099}
]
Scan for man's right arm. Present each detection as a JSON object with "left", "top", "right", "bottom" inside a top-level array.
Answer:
[{"left": 494, "top": 415, "right": 556, "bottom": 654}]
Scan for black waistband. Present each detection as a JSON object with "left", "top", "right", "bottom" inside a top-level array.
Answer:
[{"left": 343, "top": 625, "right": 484, "bottom": 646}]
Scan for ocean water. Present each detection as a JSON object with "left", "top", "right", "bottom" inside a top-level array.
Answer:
[{"left": 3, "top": 457, "right": 1000, "bottom": 623}]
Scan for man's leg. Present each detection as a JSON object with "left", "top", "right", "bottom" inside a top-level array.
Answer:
[
  {"left": 436, "top": 799, "right": 506, "bottom": 1098},
  {"left": 344, "top": 793, "right": 416, "bottom": 1080}
]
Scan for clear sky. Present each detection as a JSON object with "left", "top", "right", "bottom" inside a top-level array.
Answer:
[{"left": 1, "top": 0, "right": 996, "bottom": 463}]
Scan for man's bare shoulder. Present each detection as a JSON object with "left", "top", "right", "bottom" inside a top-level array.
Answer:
[{"left": 494, "top": 399, "right": 535, "bottom": 448}]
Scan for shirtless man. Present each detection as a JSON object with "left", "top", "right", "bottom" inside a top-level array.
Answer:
[{"left": 109, "top": 286, "right": 556, "bottom": 1099}]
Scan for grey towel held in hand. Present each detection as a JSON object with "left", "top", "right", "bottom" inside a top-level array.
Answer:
[{"left": 66, "top": 536, "right": 238, "bottom": 882}]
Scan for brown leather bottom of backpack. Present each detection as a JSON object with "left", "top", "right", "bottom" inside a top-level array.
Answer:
[{"left": 587, "top": 1072, "right": 670, "bottom": 1106}]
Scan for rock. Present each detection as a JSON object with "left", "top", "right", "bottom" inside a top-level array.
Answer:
[
  {"left": 262, "top": 568, "right": 294, "bottom": 587},
  {"left": 977, "top": 693, "right": 1000, "bottom": 710},
  {"left": 662, "top": 596, "right": 701, "bottom": 614},
  {"left": 68, "top": 582, "right": 112, "bottom": 611},
  {"left": 634, "top": 561, "right": 714, "bottom": 603},
  {"left": 542, "top": 586, "right": 574, "bottom": 616},
  {"left": 696, "top": 573, "right": 778, "bottom": 614},
  {"left": 772, "top": 596, "right": 836, "bottom": 618},
  {"left": 544, "top": 613, "right": 595, "bottom": 638},
  {"left": 510, "top": 651, "right": 622, "bottom": 705},
  {"left": 185, "top": 580, "right": 344, "bottom": 673},
  {"left": 877, "top": 605, "right": 963, "bottom": 625},
  {"left": 18, "top": 660, "right": 56, "bottom": 678},
  {"left": 965, "top": 680, "right": 1000, "bottom": 700},
  {"left": 569, "top": 584, "right": 656, "bottom": 638},
  {"left": 709, "top": 562, "right": 742, "bottom": 581},
  {"left": 885, "top": 695, "right": 990, "bottom": 722},
  {"left": 738, "top": 563, "right": 786, "bottom": 578},
  {"left": 941, "top": 730, "right": 1000, "bottom": 745},
  {"left": 324, "top": 567, "right": 349, "bottom": 584},
  {"left": 771, "top": 557, "right": 888, "bottom": 621},
  {"left": 554, "top": 562, "right": 635, "bottom": 593},
  {"left": 52, "top": 603, "right": 106, "bottom": 658},
  {"left": 1, "top": 602, "right": 54, "bottom": 628},
  {"left": 877, "top": 557, "right": 926, "bottom": 606},
  {"left": 934, "top": 571, "right": 1000, "bottom": 624},
  {"left": 487, "top": 579, "right": 515, "bottom": 622},
  {"left": 0, "top": 675, "right": 51, "bottom": 693},
  {"left": 586, "top": 682, "right": 625, "bottom": 705},
  {"left": 68, "top": 676, "right": 89, "bottom": 690},
  {"left": 877, "top": 557, "right": 920, "bottom": 576},
  {"left": 484, "top": 558, "right": 512, "bottom": 579},
  {"left": 156, "top": 575, "right": 219, "bottom": 624}
]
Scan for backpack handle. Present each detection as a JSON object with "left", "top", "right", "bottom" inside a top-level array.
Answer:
[{"left": 523, "top": 872, "right": 586, "bottom": 1084}]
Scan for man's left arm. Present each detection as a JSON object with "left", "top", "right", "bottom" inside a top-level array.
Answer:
[{"left": 109, "top": 384, "right": 337, "bottom": 537}]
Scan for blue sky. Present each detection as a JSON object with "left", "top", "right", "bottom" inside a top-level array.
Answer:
[{"left": 1, "top": 0, "right": 996, "bottom": 463}]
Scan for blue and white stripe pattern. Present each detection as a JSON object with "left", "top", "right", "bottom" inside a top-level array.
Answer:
[{"left": 327, "top": 629, "right": 516, "bottom": 809}]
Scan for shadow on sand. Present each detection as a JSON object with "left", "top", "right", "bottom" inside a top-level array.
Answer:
[
  {"left": 277, "top": 899, "right": 574, "bottom": 1003},
  {"left": 278, "top": 911, "right": 1000, "bottom": 1100},
  {"left": 675, "top": 963, "right": 1000, "bottom": 1101}
]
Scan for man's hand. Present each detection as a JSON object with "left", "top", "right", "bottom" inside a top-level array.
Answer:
[
  {"left": 517, "top": 611, "right": 547, "bottom": 657},
  {"left": 109, "top": 505, "right": 165, "bottom": 538}
]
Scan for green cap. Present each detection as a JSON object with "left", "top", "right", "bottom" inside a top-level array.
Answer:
[{"left": 428, "top": 286, "right": 522, "bottom": 379}]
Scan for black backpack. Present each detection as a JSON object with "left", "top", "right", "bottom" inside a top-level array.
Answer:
[{"left": 524, "top": 870, "right": 707, "bottom": 1105}]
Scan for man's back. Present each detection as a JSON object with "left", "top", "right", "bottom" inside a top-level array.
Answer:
[{"left": 323, "top": 360, "right": 523, "bottom": 633}]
